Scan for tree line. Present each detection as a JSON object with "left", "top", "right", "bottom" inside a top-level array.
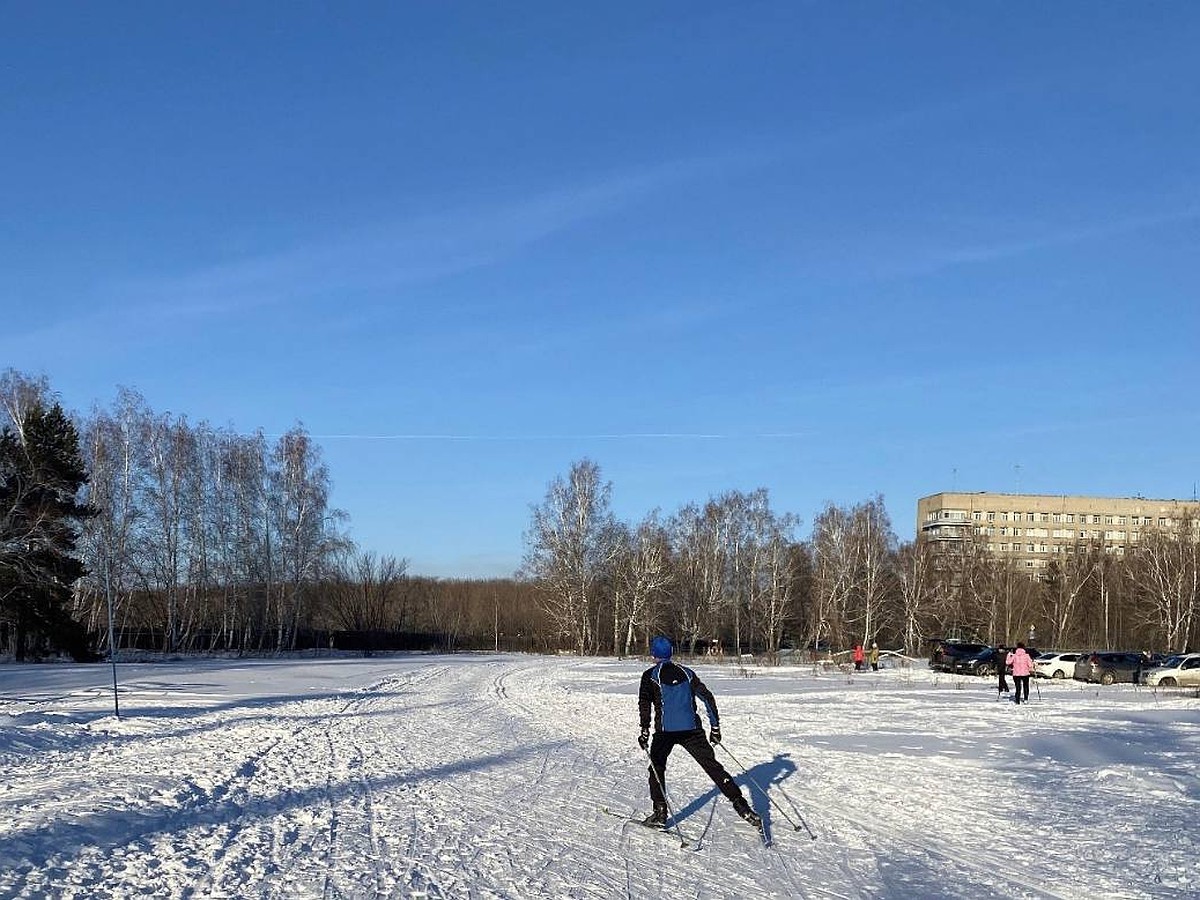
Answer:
[
  {"left": 520, "top": 460, "right": 1199, "bottom": 658},
  {"left": 0, "top": 370, "right": 551, "bottom": 659},
  {"left": 2, "top": 368, "right": 1196, "bottom": 661}
]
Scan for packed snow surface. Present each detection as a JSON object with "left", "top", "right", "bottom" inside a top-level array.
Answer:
[{"left": 1, "top": 654, "right": 1197, "bottom": 899}]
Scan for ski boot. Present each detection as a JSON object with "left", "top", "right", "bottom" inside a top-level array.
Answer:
[
  {"left": 642, "top": 802, "right": 668, "bottom": 829},
  {"left": 732, "top": 797, "right": 763, "bottom": 830}
]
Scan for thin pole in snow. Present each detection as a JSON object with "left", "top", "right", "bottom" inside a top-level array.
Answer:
[{"left": 104, "top": 555, "right": 120, "bottom": 720}]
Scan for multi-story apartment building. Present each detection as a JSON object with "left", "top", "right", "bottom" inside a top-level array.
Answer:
[{"left": 917, "top": 492, "right": 1200, "bottom": 574}]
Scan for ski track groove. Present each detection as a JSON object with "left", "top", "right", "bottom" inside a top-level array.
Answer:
[{"left": 1, "top": 665, "right": 449, "bottom": 899}]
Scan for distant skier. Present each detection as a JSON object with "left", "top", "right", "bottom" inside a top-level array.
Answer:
[
  {"left": 996, "top": 644, "right": 1010, "bottom": 697},
  {"left": 1007, "top": 642, "right": 1035, "bottom": 704},
  {"left": 638, "top": 636, "right": 761, "bottom": 831},
  {"left": 853, "top": 643, "right": 865, "bottom": 671}
]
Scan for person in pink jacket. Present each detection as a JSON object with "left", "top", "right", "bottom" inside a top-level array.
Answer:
[{"left": 1006, "top": 642, "right": 1035, "bottom": 704}]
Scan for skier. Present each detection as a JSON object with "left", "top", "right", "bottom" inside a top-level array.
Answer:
[
  {"left": 638, "top": 636, "right": 762, "bottom": 831},
  {"left": 1007, "top": 642, "right": 1035, "bottom": 704},
  {"left": 996, "top": 644, "right": 1010, "bottom": 697}
]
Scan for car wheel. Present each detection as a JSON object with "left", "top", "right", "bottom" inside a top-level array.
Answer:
[
  {"left": 1100, "top": 671, "right": 1115, "bottom": 686},
  {"left": 1160, "top": 677, "right": 1177, "bottom": 687},
  {"left": 1052, "top": 670, "right": 1065, "bottom": 679}
]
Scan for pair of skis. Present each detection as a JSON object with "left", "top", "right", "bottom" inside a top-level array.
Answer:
[{"left": 600, "top": 806, "right": 771, "bottom": 848}]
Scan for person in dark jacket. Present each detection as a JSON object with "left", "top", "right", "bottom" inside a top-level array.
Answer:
[
  {"left": 638, "top": 636, "right": 761, "bottom": 830},
  {"left": 996, "top": 645, "right": 1010, "bottom": 697}
]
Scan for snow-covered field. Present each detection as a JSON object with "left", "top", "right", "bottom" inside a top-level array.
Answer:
[{"left": 1, "top": 654, "right": 1197, "bottom": 899}]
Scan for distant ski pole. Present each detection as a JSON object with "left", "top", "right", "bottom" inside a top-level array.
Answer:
[{"left": 717, "top": 744, "right": 816, "bottom": 840}]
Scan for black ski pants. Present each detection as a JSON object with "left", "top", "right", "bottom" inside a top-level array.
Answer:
[
  {"left": 648, "top": 728, "right": 742, "bottom": 806},
  {"left": 1013, "top": 675, "right": 1030, "bottom": 703}
]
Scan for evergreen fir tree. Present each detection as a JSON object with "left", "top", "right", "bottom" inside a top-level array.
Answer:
[{"left": 0, "top": 402, "right": 96, "bottom": 660}]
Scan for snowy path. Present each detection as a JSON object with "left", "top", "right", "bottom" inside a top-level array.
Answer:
[{"left": 2, "top": 655, "right": 1198, "bottom": 898}]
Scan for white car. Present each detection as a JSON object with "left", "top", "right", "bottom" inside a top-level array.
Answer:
[
  {"left": 1145, "top": 653, "right": 1200, "bottom": 687},
  {"left": 1034, "top": 651, "right": 1083, "bottom": 679}
]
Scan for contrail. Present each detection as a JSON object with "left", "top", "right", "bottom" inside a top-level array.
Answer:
[{"left": 301, "top": 432, "right": 809, "bottom": 442}]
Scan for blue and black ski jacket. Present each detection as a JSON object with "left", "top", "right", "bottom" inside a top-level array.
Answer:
[{"left": 639, "top": 660, "right": 719, "bottom": 733}]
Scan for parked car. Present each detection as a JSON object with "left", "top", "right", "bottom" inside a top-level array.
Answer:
[
  {"left": 929, "top": 641, "right": 1000, "bottom": 676},
  {"left": 1144, "top": 653, "right": 1200, "bottom": 687},
  {"left": 1034, "top": 651, "right": 1083, "bottom": 679},
  {"left": 1072, "top": 651, "right": 1146, "bottom": 685}
]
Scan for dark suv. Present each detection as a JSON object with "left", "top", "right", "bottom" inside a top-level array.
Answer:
[
  {"left": 1072, "top": 651, "right": 1145, "bottom": 685},
  {"left": 930, "top": 641, "right": 999, "bottom": 676}
]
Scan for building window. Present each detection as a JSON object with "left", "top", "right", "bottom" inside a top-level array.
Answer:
[
  {"left": 987, "top": 511, "right": 995, "bottom": 522},
  {"left": 1028, "top": 512, "right": 1037, "bottom": 522},
  {"left": 1066, "top": 514, "right": 1074, "bottom": 523},
  {"left": 973, "top": 511, "right": 983, "bottom": 521},
  {"left": 1041, "top": 513, "right": 1050, "bottom": 522}
]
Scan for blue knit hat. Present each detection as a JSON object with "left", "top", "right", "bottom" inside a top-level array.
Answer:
[{"left": 650, "top": 636, "right": 673, "bottom": 659}]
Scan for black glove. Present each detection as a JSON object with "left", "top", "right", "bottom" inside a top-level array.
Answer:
[
  {"left": 638, "top": 727, "right": 650, "bottom": 750},
  {"left": 709, "top": 724, "right": 722, "bottom": 745}
]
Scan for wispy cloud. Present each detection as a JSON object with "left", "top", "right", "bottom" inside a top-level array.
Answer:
[
  {"left": 116, "top": 154, "right": 743, "bottom": 315},
  {"left": 4, "top": 152, "right": 746, "bottom": 358},
  {"left": 925, "top": 206, "right": 1200, "bottom": 272},
  {"left": 810, "top": 202, "right": 1200, "bottom": 289}
]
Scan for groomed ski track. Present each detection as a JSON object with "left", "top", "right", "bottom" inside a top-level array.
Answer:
[{"left": 2, "top": 655, "right": 1194, "bottom": 898}]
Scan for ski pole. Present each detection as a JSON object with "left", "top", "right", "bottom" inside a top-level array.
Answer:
[
  {"left": 716, "top": 744, "right": 811, "bottom": 836},
  {"left": 642, "top": 746, "right": 691, "bottom": 849}
]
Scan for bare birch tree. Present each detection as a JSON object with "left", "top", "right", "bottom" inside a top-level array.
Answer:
[
  {"left": 895, "top": 539, "right": 934, "bottom": 653},
  {"left": 809, "top": 502, "right": 858, "bottom": 650},
  {"left": 1126, "top": 516, "right": 1199, "bottom": 652},
  {"left": 520, "top": 459, "right": 617, "bottom": 654},
  {"left": 667, "top": 500, "right": 726, "bottom": 653},
  {"left": 611, "top": 512, "right": 673, "bottom": 656}
]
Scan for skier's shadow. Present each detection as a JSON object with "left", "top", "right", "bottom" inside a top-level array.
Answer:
[{"left": 673, "top": 752, "right": 799, "bottom": 842}]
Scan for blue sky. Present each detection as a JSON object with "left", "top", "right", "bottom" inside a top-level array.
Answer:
[{"left": 3, "top": 3, "right": 1199, "bottom": 577}]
